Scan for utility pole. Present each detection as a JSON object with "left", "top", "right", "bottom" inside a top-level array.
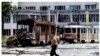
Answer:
[
  {"left": 86, "top": 11, "right": 89, "bottom": 43},
  {"left": 55, "top": 11, "right": 59, "bottom": 36}
]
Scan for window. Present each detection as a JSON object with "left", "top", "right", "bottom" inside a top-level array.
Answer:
[
  {"left": 4, "top": 16, "right": 10, "bottom": 23},
  {"left": 89, "top": 14, "right": 99, "bottom": 22},
  {"left": 55, "top": 6, "right": 65, "bottom": 10},
  {"left": 30, "top": 15, "right": 35, "bottom": 18},
  {"left": 50, "top": 15, "right": 55, "bottom": 22},
  {"left": 26, "top": 6, "right": 36, "bottom": 10},
  {"left": 41, "top": 25, "right": 46, "bottom": 32},
  {"left": 73, "top": 14, "right": 86, "bottom": 22},
  {"left": 13, "top": 15, "right": 20, "bottom": 23},
  {"left": 13, "top": 15, "right": 27, "bottom": 23},
  {"left": 85, "top": 5, "right": 90, "bottom": 9},
  {"left": 80, "top": 14, "right": 86, "bottom": 22},
  {"left": 94, "top": 29, "right": 96, "bottom": 33},
  {"left": 72, "top": 28, "right": 76, "bottom": 33},
  {"left": 85, "top": 4, "right": 97, "bottom": 10},
  {"left": 91, "top": 4, "right": 96, "bottom": 9},
  {"left": 18, "top": 6, "right": 21, "bottom": 10},
  {"left": 95, "top": 14, "right": 99, "bottom": 22},
  {"left": 70, "top": 5, "right": 81, "bottom": 10},
  {"left": 41, "top": 15, "right": 47, "bottom": 21},
  {"left": 40, "top": 6, "right": 49, "bottom": 11},
  {"left": 73, "top": 14, "right": 80, "bottom": 22},
  {"left": 65, "top": 28, "right": 71, "bottom": 33},
  {"left": 89, "top": 14, "right": 93, "bottom": 22},
  {"left": 58, "top": 15, "right": 70, "bottom": 22},
  {"left": 81, "top": 28, "right": 86, "bottom": 33},
  {"left": 13, "top": 29, "right": 17, "bottom": 35},
  {"left": 4, "top": 29, "right": 10, "bottom": 36}
]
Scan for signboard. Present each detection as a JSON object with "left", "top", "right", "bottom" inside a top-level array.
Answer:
[{"left": 64, "top": 33, "right": 77, "bottom": 39}]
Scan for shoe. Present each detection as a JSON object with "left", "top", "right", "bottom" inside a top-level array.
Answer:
[{"left": 55, "top": 54, "right": 59, "bottom": 56}]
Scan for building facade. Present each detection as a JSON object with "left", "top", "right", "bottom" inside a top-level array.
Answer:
[{"left": 3, "top": 2, "right": 99, "bottom": 42}]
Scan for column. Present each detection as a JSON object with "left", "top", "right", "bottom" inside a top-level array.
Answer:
[
  {"left": 10, "top": 29, "right": 13, "bottom": 36},
  {"left": 88, "top": 28, "right": 90, "bottom": 42},
  {"left": 92, "top": 28, "right": 94, "bottom": 41},
  {"left": 70, "top": 11, "right": 73, "bottom": 22},
  {"left": 55, "top": 11, "right": 59, "bottom": 35},
  {"left": 10, "top": 13, "right": 13, "bottom": 23},
  {"left": 86, "top": 27, "right": 89, "bottom": 42},
  {"left": 54, "top": 14, "right": 57, "bottom": 23},
  {"left": 95, "top": 28, "right": 97, "bottom": 41},
  {"left": 56, "top": 11, "right": 59, "bottom": 25},
  {"left": 96, "top": 28, "right": 99, "bottom": 42},
  {"left": 39, "top": 25, "right": 41, "bottom": 43},
  {"left": 49, "top": 26, "right": 51, "bottom": 40},
  {"left": 48, "top": 9, "right": 50, "bottom": 21},
  {"left": 80, "top": 28, "right": 81, "bottom": 42},
  {"left": 10, "top": 13, "right": 14, "bottom": 36},
  {"left": 76, "top": 28, "right": 77, "bottom": 43}
]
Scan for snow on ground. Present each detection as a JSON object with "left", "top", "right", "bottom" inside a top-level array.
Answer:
[{"left": 2, "top": 43, "right": 99, "bottom": 56}]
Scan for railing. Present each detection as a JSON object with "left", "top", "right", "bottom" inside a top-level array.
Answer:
[{"left": 18, "top": 9, "right": 99, "bottom": 13}]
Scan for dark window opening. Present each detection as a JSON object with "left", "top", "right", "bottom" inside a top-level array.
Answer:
[
  {"left": 70, "top": 5, "right": 81, "bottom": 10},
  {"left": 18, "top": 7, "right": 21, "bottom": 10},
  {"left": 72, "top": 28, "right": 76, "bottom": 33},
  {"left": 13, "top": 15, "right": 28, "bottom": 23},
  {"left": 89, "top": 14, "right": 99, "bottom": 22},
  {"left": 55, "top": 6, "right": 65, "bottom": 10},
  {"left": 65, "top": 28, "right": 71, "bottom": 33},
  {"left": 50, "top": 15, "right": 55, "bottom": 22},
  {"left": 41, "top": 15, "right": 47, "bottom": 21},
  {"left": 85, "top": 4, "right": 97, "bottom": 10},
  {"left": 26, "top": 6, "right": 36, "bottom": 10},
  {"left": 4, "top": 29, "right": 10, "bottom": 36},
  {"left": 73, "top": 14, "right": 80, "bottom": 22},
  {"left": 58, "top": 15, "right": 70, "bottom": 22},
  {"left": 40, "top": 6, "right": 49, "bottom": 11},
  {"left": 81, "top": 28, "right": 86, "bottom": 33},
  {"left": 80, "top": 14, "right": 86, "bottom": 22},
  {"left": 94, "top": 29, "right": 96, "bottom": 33},
  {"left": 4, "top": 15, "right": 10, "bottom": 23},
  {"left": 13, "top": 29, "right": 17, "bottom": 35},
  {"left": 41, "top": 25, "right": 46, "bottom": 32}
]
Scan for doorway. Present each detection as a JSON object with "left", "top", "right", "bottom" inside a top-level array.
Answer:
[{"left": 77, "top": 28, "right": 80, "bottom": 42}]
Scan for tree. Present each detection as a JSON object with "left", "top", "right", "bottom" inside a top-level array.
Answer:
[
  {"left": 2, "top": 2, "right": 12, "bottom": 18},
  {"left": 2, "top": 2, "right": 19, "bottom": 35}
]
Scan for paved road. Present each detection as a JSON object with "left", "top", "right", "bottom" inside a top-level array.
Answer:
[{"left": 2, "top": 43, "right": 99, "bottom": 56}]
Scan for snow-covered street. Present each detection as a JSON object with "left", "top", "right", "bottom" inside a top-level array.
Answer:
[{"left": 2, "top": 43, "right": 99, "bottom": 56}]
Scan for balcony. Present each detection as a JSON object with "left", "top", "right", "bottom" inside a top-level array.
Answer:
[{"left": 18, "top": 9, "right": 99, "bottom": 14}]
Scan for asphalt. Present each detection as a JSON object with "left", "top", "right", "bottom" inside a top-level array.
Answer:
[{"left": 2, "top": 43, "right": 99, "bottom": 56}]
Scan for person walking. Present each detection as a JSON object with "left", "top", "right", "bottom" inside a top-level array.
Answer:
[{"left": 50, "top": 35, "right": 59, "bottom": 56}]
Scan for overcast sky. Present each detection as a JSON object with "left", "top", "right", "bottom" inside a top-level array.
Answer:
[{"left": 11, "top": 2, "right": 18, "bottom": 6}]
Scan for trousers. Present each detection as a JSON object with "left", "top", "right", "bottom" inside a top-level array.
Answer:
[{"left": 50, "top": 45, "right": 59, "bottom": 56}]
